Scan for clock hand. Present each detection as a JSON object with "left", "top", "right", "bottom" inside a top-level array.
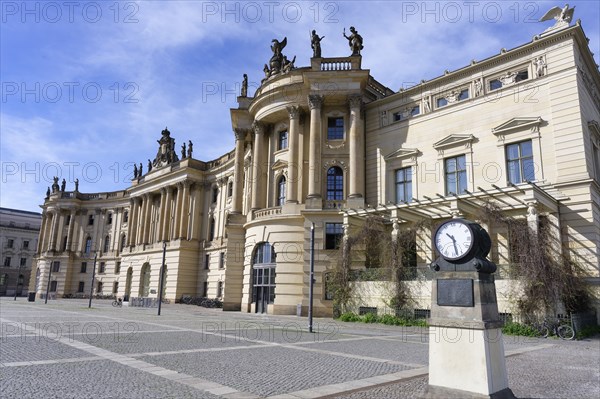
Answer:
[{"left": 446, "top": 233, "right": 455, "bottom": 241}]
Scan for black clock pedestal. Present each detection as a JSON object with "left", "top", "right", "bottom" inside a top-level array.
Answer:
[{"left": 422, "top": 270, "right": 516, "bottom": 399}]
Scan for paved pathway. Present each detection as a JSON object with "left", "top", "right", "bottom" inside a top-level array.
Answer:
[{"left": 1, "top": 298, "right": 598, "bottom": 398}]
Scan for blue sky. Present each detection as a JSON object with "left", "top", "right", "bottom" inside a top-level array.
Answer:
[{"left": 1, "top": 0, "right": 599, "bottom": 213}]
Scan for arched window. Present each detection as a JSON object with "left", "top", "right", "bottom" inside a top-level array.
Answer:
[
  {"left": 252, "top": 242, "right": 276, "bottom": 314},
  {"left": 208, "top": 217, "right": 215, "bottom": 241},
  {"left": 84, "top": 237, "right": 92, "bottom": 255},
  {"left": 103, "top": 235, "right": 110, "bottom": 253},
  {"left": 326, "top": 166, "right": 343, "bottom": 200},
  {"left": 276, "top": 176, "right": 286, "bottom": 206},
  {"left": 120, "top": 234, "right": 127, "bottom": 251}
]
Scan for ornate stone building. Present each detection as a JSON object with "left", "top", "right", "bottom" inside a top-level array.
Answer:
[
  {"left": 1, "top": 207, "right": 41, "bottom": 296},
  {"left": 32, "top": 20, "right": 599, "bottom": 318}
]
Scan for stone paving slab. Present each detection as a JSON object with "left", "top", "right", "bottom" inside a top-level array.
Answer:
[
  {"left": 0, "top": 359, "right": 218, "bottom": 399},
  {"left": 140, "top": 345, "right": 416, "bottom": 397},
  {"left": 2, "top": 299, "right": 599, "bottom": 399},
  {"left": 0, "top": 336, "right": 93, "bottom": 363}
]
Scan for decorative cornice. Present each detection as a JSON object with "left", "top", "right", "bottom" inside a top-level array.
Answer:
[
  {"left": 433, "top": 134, "right": 476, "bottom": 155},
  {"left": 384, "top": 148, "right": 421, "bottom": 162},
  {"left": 323, "top": 159, "right": 348, "bottom": 171},
  {"left": 492, "top": 117, "right": 543, "bottom": 142}
]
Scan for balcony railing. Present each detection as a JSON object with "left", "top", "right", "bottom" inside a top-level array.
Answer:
[
  {"left": 252, "top": 207, "right": 282, "bottom": 220},
  {"left": 311, "top": 56, "right": 361, "bottom": 71}
]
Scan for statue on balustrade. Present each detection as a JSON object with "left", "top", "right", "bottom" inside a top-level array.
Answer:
[
  {"left": 343, "top": 26, "right": 363, "bottom": 56},
  {"left": 152, "top": 127, "right": 180, "bottom": 169}
]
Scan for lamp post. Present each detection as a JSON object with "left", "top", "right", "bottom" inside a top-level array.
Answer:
[
  {"left": 44, "top": 260, "right": 53, "bottom": 304},
  {"left": 88, "top": 252, "right": 98, "bottom": 308},
  {"left": 157, "top": 241, "right": 167, "bottom": 316},
  {"left": 13, "top": 261, "right": 22, "bottom": 301},
  {"left": 308, "top": 223, "right": 315, "bottom": 333}
]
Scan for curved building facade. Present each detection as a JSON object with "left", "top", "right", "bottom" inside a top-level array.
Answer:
[{"left": 32, "top": 22, "right": 600, "bottom": 318}]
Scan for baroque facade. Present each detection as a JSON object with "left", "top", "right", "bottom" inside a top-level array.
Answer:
[
  {"left": 32, "top": 20, "right": 600, "bottom": 318},
  {"left": 1, "top": 207, "right": 41, "bottom": 296}
]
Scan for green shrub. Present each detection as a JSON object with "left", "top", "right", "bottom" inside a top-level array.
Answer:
[
  {"left": 362, "top": 312, "right": 379, "bottom": 323},
  {"left": 502, "top": 322, "right": 539, "bottom": 337},
  {"left": 339, "top": 312, "right": 361, "bottom": 322},
  {"left": 379, "top": 314, "right": 398, "bottom": 325}
]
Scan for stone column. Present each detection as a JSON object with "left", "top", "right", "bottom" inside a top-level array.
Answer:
[
  {"left": 287, "top": 106, "right": 301, "bottom": 204},
  {"left": 157, "top": 188, "right": 167, "bottom": 242},
  {"left": 526, "top": 201, "right": 539, "bottom": 234},
  {"left": 48, "top": 210, "right": 60, "bottom": 251},
  {"left": 308, "top": 94, "right": 323, "bottom": 200},
  {"left": 232, "top": 129, "right": 247, "bottom": 214},
  {"left": 179, "top": 182, "right": 190, "bottom": 239},
  {"left": 65, "top": 210, "right": 76, "bottom": 251},
  {"left": 126, "top": 199, "right": 135, "bottom": 246},
  {"left": 162, "top": 187, "right": 173, "bottom": 241},
  {"left": 172, "top": 184, "right": 183, "bottom": 240},
  {"left": 37, "top": 212, "right": 48, "bottom": 253},
  {"left": 143, "top": 194, "right": 153, "bottom": 244},
  {"left": 348, "top": 95, "right": 364, "bottom": 199},
  {"left": 190, "top": 184, "right": 204, "bottom": 240},
  {"left": 251, "top": 121, "right": 267, "bottom": 210}
]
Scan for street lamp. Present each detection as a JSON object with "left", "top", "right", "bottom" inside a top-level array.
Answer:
[
  {"left": 88, "top": 252, "right": 98, "bottom": 308},
  {"left": 158, "top": 241, "right": 167, "bottom": 316}
]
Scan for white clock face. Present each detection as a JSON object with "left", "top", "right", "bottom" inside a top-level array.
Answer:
[{"left": 435, "top": 221, "right": 473, "bottom": 260}]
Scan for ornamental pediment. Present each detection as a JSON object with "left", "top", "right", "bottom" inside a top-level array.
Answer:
[
  {"left": 384, "top": 148, "right": 421, "bottom": 161},
  {"left": 492, "top": 117, "right": 543, "bottom": 135},
  {"left": 433, "top": 134, "right": 475, "bottom": 150},
  {"left": 271, "top": 159, "right": 288, "bottom": 170}
]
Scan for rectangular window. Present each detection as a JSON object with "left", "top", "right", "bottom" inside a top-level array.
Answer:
[
  {"left": 325, "top": 223, "right": 343, "bottom": 250},
  {"left": 78, "top": 281, "right": 85, "bottom": 293},
  {"left": 445, "top": 155, "right": 467, "bottom": 195},
  {"left": 212, "top": 187, "right": 218, "bottom": 203},
  {"left": 436, "top": 97, "right": 448, "bottom": 108},
  {"left": 458, "top": 88, "right": 469, "bottom": 101},
  {"left": 20, "top": 258, "right": 27, "bottom": 267},
  {"left": 99, "top": 262, "right": 105, "bottom": 273},
  {"left": 97, "top": 282, "right": 103, "bottom": 293},
  {"left": 395, "top": 167, "right": 413, "bottom": 203},
  {"left": 217, "top": 281, "right": 223, "bottom": 298},
  {"left": 80, "top": 262, "right": 87, "bottom": 273},
  {"left": 203, "top": 281, "right": 208, "bottom": 297},
  {"left": 52, "top": 261, "right": 60, "bottom": 273},
  {"left": 123, "top": 211, "right": 129, "bottom": 223},
  {"left": 113, "top": 281, "right": 119, "bottom": 294},
  {"left": 227, "top": 181, "right": 233, "bottom": 197},
  {"left": 219, "top": 252, "right": 225, "bottom": 269},
  {"left": 506, "top": 140, "right": 535, "bottom": 184},
  {"left": 278, "top": 130, "right": 288, "bottom": 150},
  {"left": 65, "top": 215, "right": 71, "bottom": 226},
  {"left": 115, "top": 261, "right": 121, "bottom": 274},
  {"left": 489, "top": 79, "right": 502, "bottom": 91},
  {"left": 50, "top": 281, "right": 57, "bottom": 292},
  {"left": 7, "top": 239, "right": 14, "bottom": 248},
  {"left": 204, "top": 254, "right": 210, "bottom": 270},
  {"left": 490, "top": 69, "right": 529, "bottom": 91},
  {"left": 3, "top": 257, "right": 11, "bottom": 267},
  {"left": 107, "top": 213, "right": 113, "bottom": 224},
  {"left": 23, "top": 240, "right": 29, "bottom": 249},
  {"left": 88, "top": 214, "right": 94, "bottom": 225},
  {"left": 327, "top": 117, "right": 344, "bottom": 140}
]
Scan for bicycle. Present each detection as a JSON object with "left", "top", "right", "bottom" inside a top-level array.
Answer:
[
  {"left": 534, "top": 318, "right": 575, "bottom": 340},
  {"left": 112, "top": 298, "right": 123, "bottom": 307}
]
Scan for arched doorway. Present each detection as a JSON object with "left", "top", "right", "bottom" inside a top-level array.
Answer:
[
  {"left": 139, "top": 263, "right": 150, "bottom": 297},
  {"left": 252, "top": 242, "right": 276, "bottom": 314},
  {"left": 124, "top": 267, "right": 133, "bottom": 300}
]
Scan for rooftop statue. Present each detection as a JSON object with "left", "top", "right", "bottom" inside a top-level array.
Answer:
[
  {"left": 539, "top": 4, "right": 575, "bottom": 33},
  {"left": 343, "top": 26, "right": 363, "bottom": 56},
  {"left": 152, "top": 127, "right": 179, "bottom": 169},
  {"left": 263, "top": 37, "right": 296, "bottom": 81},
  {"left": 311, "top": 30, "right": 324, "bottom": 58},
  {"left": 241, "top": 74, "right": 248, "bottom": 97}
]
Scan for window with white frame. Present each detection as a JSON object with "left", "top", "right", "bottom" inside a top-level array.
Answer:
[
  {"left": 395, "top": 167, "right": 413, "bottom": 203},
  {"left": 506, "top": 140, "right": 535, "bottom": 184},
  {"left": 445, "top": 155, "right": 467, "bottom": 195}
]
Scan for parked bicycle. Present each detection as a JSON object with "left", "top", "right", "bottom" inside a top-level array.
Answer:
[
  {"left": 534, "top": 317, "right": 575, "bottom": 340},
  {"left": 112, "top": 298, "right": 123, "bottom": 307}
]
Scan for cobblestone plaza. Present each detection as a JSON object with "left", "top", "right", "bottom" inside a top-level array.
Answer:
[{"left": 1, "top": 298, "right": 598, "bottom": 398}]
